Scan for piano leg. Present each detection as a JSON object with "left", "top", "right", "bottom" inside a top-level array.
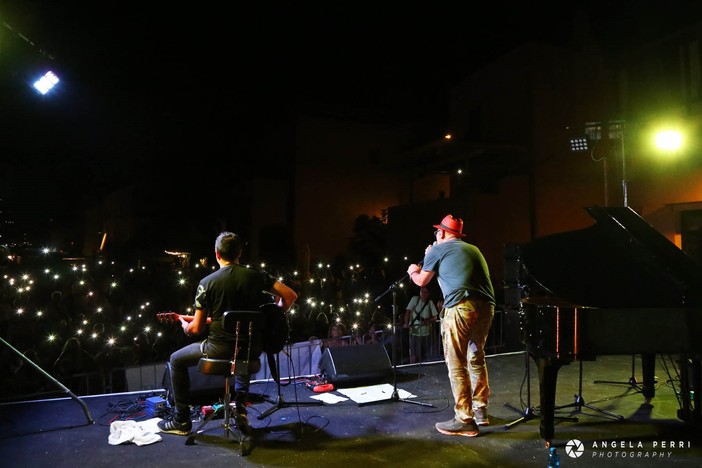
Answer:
[
  {"left": 533, "top": 355, "right": 580, "bottom": 444},
  {"left": 535, "top": 356, "right": 562, "bottom": 442},
  {"left": 678, "top": 356, "right": 701, "bottom": 423},
  {"left": 641, "top": 353, "right": 656, "bottom": 403},
  {"left": 691, "top": 358, "right": 701, "bottom": 422}
]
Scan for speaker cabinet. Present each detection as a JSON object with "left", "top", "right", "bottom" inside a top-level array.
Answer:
[
  {"left": 319, "top": 344, "right": 391, "bottom": 388},
  {"left": 125, "top": 362, "right": 167, "bottom": 392}
]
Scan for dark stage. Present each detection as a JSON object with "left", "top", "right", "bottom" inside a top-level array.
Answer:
[{"left": 1, "top": 352, "right": 701, "bottom": 467}]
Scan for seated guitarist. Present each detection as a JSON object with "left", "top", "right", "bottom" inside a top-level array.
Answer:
[{"left": 158, "top": 231, "right": 297, "bottom": 436}]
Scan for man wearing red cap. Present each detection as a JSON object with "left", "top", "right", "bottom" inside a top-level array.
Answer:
[{"left": 407, "top": 214, "right": 495, "bottom": 437}]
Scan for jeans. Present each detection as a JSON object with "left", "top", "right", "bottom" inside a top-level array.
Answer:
[
  {"left": 441, "top": 297, "right": 494, "bottom": 423},
  {"left": 408, "top": 334, "right": 430, "bottom": 362},
  {"left": 168, "top": 339, "right": 252, "bottom": 420}
]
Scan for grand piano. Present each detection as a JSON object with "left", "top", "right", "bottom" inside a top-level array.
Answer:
[{"left": 517, "top": 205, "right": 702, "bottom": 444}]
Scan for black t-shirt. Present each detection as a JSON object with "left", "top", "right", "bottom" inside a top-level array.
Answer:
[{"left": 194, "top": 264, "right": 277, "bottom": 344}]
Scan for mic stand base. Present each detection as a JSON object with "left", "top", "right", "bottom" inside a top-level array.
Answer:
[
  {"left": 503, "top": 403, "right": 539, "bottom": 429},
  {"left": 257, "top": 348, "right": 323, "bottom": 420},
  {"left": 555, "top": 358, "right": 623, "bottom": 421},
  {"left": 358, "top": 388, "right": 435, "bottom": 408},
  {"left": 258, "top": 393, "right": 323, "bottom": 419},
  {"left": 368, "top": 278, "right": 433, "bottom": 409}
]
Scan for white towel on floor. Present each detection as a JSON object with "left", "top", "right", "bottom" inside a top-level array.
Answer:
[{"left": 108, "top": 418, "right": 162, "bottom": 446}]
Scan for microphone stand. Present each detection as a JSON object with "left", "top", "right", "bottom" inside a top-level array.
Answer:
[
  {"left": 359, "top": 272, "right": 433, "bottom": 408},
  {"left": 503, "top": 346, "right": 539, "bottom": 429},
  {"left": 0, "top": 336, "right": 94, "bottom": 425},
  {"left": 258, "top": 310, "right": 323, "bottom": 419}
]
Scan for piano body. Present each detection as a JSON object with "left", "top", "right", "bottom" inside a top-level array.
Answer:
[{"left": 517, "top": 205, "right": 702, "bottom": 443}]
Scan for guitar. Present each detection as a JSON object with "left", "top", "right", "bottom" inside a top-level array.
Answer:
[
  {"left": 260, "top": 303, "right": 288, "bottom": 355},
  {"left": 156, "top": 304, "right": 287, "bottom": 354},
  {"left": 156, "top": 312, "right": 212, "bottom": 325}
]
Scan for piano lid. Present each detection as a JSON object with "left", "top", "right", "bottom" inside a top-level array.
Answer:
[{"left": 520, "top": 205, "right": 702, "bottom": 308}]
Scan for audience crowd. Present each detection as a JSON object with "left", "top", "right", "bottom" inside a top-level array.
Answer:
[{"left": 0, "top": 249, "right": 442, "bottom": 400}]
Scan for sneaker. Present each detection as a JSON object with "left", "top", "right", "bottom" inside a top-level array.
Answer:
[
  {"left": 435, "top": 418, "right": 479, "bottom": 437},
  {"left": 157, "top": 416, "right": 192, "bottom": 435},
  {"left": 474, "top": 407, "right": 490, "bottom": 426}
]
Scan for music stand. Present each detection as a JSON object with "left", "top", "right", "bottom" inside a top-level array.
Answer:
[
  {"left": 359, "top": 274, "right": 433, "bottom": 408},
  {"left": 257, "top": 313, "right": 323, "bottom": 420}
]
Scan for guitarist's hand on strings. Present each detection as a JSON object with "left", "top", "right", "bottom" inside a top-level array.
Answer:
[
  {"left": 182, "top": 309, "right": 208, "bottom": 336},
  {"left": 267, "top": 280, "right": 298, "bottom": 312},
  {"left": 156, "top": 310, "right": 211, "bottom": 337},
  {"left": 178, "top": 315, "right": 190, "bottom": 334}
]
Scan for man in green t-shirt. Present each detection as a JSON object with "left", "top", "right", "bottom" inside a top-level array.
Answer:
[{"left": 403, "top": 286, "right": 439, "bottom": 363}]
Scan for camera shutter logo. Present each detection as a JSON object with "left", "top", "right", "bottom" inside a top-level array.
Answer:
[{"left": 565, "top": 439, "right": 585, "bottom": 458}]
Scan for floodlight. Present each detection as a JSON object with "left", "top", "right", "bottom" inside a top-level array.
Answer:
[
  {"left": 569, "top": 137, "right": 589, "bottom": 152},
  {"left": 654, "top": 130, "right": 682, "bottom": 151},
  {"left": 33, "top": 70, "right": 60, "bottom": 95}
]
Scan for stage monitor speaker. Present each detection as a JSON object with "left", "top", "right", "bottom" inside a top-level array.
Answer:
[{"left": 320, "top": 344, "right": 391, "bottom": 388}]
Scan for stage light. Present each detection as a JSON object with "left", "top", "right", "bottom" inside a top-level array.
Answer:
[
  {"left": 33, "top": 70, "right": 60, "bottom": 95},
  {"left": 569, "top": 137, "right": 589, "bottom": 152},
  {"left": 655, "top": 130, "right": 683, "bottom": 151}
]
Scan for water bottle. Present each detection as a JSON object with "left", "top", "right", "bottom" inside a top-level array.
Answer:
[{"left": 547, "top": 447, "right": 560, "bottom": 468}]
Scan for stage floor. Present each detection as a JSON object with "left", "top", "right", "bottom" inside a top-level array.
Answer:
[{"left": 1, "top": 352, "right": 701, "bottom": 467}]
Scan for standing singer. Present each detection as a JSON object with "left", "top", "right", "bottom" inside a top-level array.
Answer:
[{"left": 407, "top": 214, "right": 495, "bottom": 438}]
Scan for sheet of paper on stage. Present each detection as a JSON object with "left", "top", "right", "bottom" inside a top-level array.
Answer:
[
  {"left": 337, "top": 384, "right": 417, "bottom": 404},
  {"left": 309, "top": 392, "right": 348, "bottom": 404}
]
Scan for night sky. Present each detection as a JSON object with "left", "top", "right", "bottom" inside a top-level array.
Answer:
[{"left": 2, "top": 1, "right": 702, "bottom": 247}]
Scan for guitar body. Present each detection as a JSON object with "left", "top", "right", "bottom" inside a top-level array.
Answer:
[{"left": 260, "top": 303, "right": 288, "bottom": 354}]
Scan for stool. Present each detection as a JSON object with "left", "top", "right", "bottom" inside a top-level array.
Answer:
[{"left": 185, "top": 310, "right": 263, "bottom": 454}]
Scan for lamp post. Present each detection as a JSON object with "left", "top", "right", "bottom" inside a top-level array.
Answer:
[
  {"left": 620, "top": 131, "right": 628, "bottom": 208},
  {"left": 610, "top": 121, "right": 628, "bottom": 208}
]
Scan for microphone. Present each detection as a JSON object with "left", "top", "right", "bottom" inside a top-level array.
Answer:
[{"left": 417, "top": 242, "right": 436, "bottom": 265}]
